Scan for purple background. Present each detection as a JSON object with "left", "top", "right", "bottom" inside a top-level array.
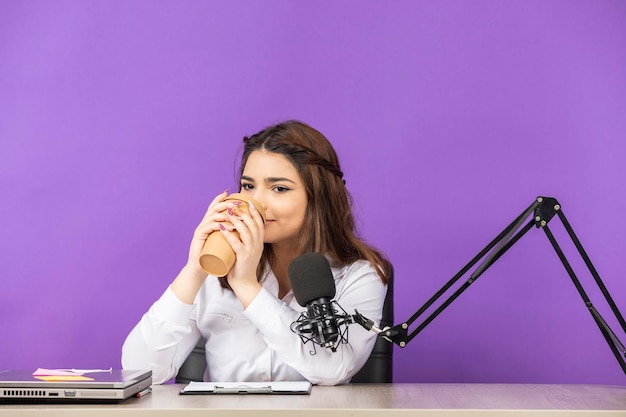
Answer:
[{"left": 1, "top": 1, "right": 625, "bottom": 385}]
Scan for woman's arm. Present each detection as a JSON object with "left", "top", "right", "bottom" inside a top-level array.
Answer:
[
  {"left": 122, "top": 191, "right": 233, "bottom": 383},
  {"left": 121, "top": 285, "right": 202, "bottom": 384}
]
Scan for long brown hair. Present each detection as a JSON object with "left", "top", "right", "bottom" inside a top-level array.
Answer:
[{"left": 221, "top": 120, "right": 390, "bottom": 287}]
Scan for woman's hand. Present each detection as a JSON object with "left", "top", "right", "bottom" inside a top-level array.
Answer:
[
  {"left": 185, "top": 190, "right": 235, "bottom": 271},
  {"left": 220, "top": 198, "right": 266, "bottom": 307},
  {"left": 171, "top": 190, "right": 233, "bottom": 304}
]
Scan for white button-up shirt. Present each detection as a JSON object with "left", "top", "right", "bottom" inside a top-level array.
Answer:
[{"left": 122, "top": 259, "right": 387, "bottom": 385}]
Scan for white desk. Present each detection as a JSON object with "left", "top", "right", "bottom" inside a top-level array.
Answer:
[{"left": 2, "top": 383, "right": 626, "bottom": 416}]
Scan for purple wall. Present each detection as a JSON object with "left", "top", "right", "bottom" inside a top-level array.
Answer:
[{"left": 1, "top": 1, "right": 625, "bottom": 385}]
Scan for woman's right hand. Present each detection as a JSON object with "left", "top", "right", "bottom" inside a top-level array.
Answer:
[
  {"left": 171, "top": 190, "right": 233, "bottom": 304},
  {"left": 185, "top": 190, "right": 233, "bottom": 273}
]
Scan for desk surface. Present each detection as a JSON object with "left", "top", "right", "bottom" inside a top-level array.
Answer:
[{"left": 1, "top": 383, "right": 626, "bottom": 416}]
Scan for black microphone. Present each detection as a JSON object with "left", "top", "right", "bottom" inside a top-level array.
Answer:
[{"left": 289, "top": 253, "right": 353, "bottom": 353}]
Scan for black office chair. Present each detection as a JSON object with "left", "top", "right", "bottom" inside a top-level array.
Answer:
[
  {"left": 176, "top": 338, "right": 208, "bottom": 384},
  {"left": 176, "top": 269, "right": 394, "bottom": 384},
  {"left": 350, "top": 267, "right": 394, "bottom": 383}
]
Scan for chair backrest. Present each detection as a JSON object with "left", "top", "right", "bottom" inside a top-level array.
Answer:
[
  {"left": 175, "top": 267, "right": 394, "bottom": 384},
  {"left": 175, "top": 338, "right": 207, "bottom": 384},
  {"left": 350, "top": 266, "right": 394, "bottom": 383}
]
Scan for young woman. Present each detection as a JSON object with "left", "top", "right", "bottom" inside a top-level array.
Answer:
[{"left": 122, "top": 120, "right": 391, "bottom": 385}]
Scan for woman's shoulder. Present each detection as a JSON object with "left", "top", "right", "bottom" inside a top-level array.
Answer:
[
  {"left": 329, "top": 258, "right": 387, "bottom": 306},
  {"left": 330, "top": 258, "right": 384, "bottom": 286}
]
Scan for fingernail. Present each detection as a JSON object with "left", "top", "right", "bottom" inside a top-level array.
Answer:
[
  {"left": 249, "top": 203, "right": 256, "bottom": 211},
  {"left": 219, "top": 224, "right": 226, "bottom": 231},
  {"left": 222, "top": 189, "right": 230, "bottom": 194},
  {"left": 227, "top": 208, "right": 234, "bottom": 216},
  {"left": 232, "top": 201, "right": 242, "bottom": 206}
]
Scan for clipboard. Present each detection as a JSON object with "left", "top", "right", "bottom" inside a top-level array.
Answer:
[{"left": 179, "top": 381, "right": 312, "bottom": 395}]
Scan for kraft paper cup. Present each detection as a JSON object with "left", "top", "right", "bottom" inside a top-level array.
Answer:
[{"left": 199, "top": 193, "right": 266, "bottom": 276}]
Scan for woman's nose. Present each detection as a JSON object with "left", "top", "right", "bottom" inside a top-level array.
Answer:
[{"left": 250, "top": 191, "right": 267, "bottom": 212}]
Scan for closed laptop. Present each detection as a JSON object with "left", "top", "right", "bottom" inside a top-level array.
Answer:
[{"left": 0, "top": 369, "right": 152, "bottom": 403}]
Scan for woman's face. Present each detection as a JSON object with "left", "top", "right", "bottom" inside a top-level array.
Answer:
[{"left": 239, "top": 150, "right": 307, "bottom": 246}]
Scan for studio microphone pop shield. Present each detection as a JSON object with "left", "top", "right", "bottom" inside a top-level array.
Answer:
[{"left": 288, "top": 252, "right": 336, "bottom": 307}]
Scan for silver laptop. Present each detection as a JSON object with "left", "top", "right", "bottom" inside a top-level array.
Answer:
[{"left": 0, "top": 369, "right": 152, "bottom": 403}]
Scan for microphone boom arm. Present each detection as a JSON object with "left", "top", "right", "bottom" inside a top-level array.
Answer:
[{"left": 362, "top": 196, "right": 626, "bottom": 374}]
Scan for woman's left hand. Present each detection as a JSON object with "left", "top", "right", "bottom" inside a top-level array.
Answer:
[{"left": 220, "top": 201, "right": 265, "bottom": 307}]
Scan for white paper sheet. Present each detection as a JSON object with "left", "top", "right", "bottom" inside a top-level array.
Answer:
[{"left": 180, "top": 380, "right": 312, "bottom": 395}]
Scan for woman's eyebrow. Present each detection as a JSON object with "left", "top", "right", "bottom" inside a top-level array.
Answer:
[
  {"left": 265, "top": 177, "right": 296, "bottom": 184},
  {"left": 241, "top": 175, "right": 296, "bottom": 184}
]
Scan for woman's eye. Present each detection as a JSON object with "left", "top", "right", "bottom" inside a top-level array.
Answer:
[
  {"left": 273, "top": 186, "right": 289, "bottom": 193},
  {"left": 241, "top": 183, "right": 254, "bottom": 191}
]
